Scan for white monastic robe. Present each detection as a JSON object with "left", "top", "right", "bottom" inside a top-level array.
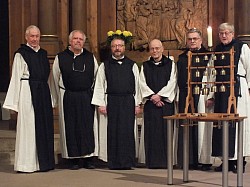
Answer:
[{"left": 51, "top": 54, "right": 99, "bottom": 159}]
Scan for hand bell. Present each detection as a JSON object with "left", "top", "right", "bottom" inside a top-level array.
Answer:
[
  {"left": 195, "top": 56, "right": 200, "bottom": 63},
  {"left": 220, "top": 68, "right": 226, "bottom": 75},
  {"left": 195, "top": 69, "right": 200, "bottom": 77},
  {"left": 212, "top": 69, "right": 217, "bottom": 76},
  {"left": 219, "top": 84, "right": 226, "bottom": 92},
  {"left": 221, "top": 54, "right": 225, "bottom": 60},
  {"left": 193, "top": 85, "right": 200, "bottom": 95},
  {"left": 211, "top": 85, "right": 218, "bottom": 92},
  {"left": 201, "top": 85, "right": 209, "bottom": 95},
  {"left": 204, "top": 54, "right": 208, "bottom": 61}
]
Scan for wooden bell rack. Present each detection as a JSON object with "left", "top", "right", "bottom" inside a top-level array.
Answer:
[{"left": 184, "top": 47, "right": 237, "bottom": 114}]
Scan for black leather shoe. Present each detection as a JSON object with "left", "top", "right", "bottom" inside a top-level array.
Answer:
[
  {"left": 232, "top": 161, "right": 246, "bottom": 174},
  {"left": 214, "top": 164, "right": 222, "bottom": 172},
  {"left": 201, "top": 164, "right": 212, "bottom": 171},
  {"left": 214, "top": 163, "right": 235, "bottom": 172},
  {"left": 84, "top": 162, "right": 95, "bottom": 169},
  {"left": 70, "top": 164, "right": 80, "bottom": 170}
]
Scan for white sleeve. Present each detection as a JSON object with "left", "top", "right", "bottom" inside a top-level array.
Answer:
[
  {"left": 139, "top": 65, "right": 154, "bottom": 104},
  {"left": 51, "top": 55, "right": 61, "bottom": 108},
  {"left": 3, "top": 53, "right": 26, "bottom": 112},
  {"left": 157, "top": 61, "right": 177, "bottom": 102},
  {"left": 240, "top": 44, "right": 250, "bottom": 88},
  {"left": 133, "top": 63, "right": 141, "bottom": 106},
  {"left": 91, "top": 63, "right": 107, "bottom": 106}
]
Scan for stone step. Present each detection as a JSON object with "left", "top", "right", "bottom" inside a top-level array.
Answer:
[
  {"left": 0, "top": 130, "right": 16, "bottom": 164},
  {"left": 0, "top": 130, "right": 61, "bottom": 165}
]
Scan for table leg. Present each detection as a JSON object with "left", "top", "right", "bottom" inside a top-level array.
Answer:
[
  {"left": 167, "top": 119, "right": 173, "bottom": 185},
  {"left": 237, "top": 120, "right": 243, "bottom": 187},
  {"left": 222, "top": 121, "right": 229, "bottom": 187},
  {"left": 183, "top": 124, "right": 189, "bottom": 182}
]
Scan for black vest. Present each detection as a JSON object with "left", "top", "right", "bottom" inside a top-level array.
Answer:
[
  {"left": 215, "top": 39, "right": 244, "bottom": 96},
  {"left": 16, "top": 44, "right": 50, "bottom": 82},
  {"left": 104, "top": 56, "right": 135, "bottom": 95},
  {"left": 143, "top": 55, "right": 173, "bottom": 93},
  {"left": 58, "top": 48, "right": 95, "bottom": 92}
]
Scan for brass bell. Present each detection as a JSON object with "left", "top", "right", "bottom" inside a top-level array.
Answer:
[
  {"left": 195, "top": 56, "right": 200, "bottom": 63},
  {"left": 213, "top": 55, "right": 217, "bottom": 60},
  {"left": 211, "top": 85, "right": 218, "bottom": 92},
  {"left": 201, "top": 85, "right": 209, "bottom": 95},
  {"left": 211, "top": 69, "right": 217, "bottom": 76},
  {"left": 193, "top": 85, "right": 200, "bottom": 95},
  {"left": 220, "top": 68, "right": 226, "bottom": 75},
  {"left": 221, "top": 53, "right": 225, "bottom": 60},
  {"left": 195, "top": 69, "right": 200, "bottom": 77},
  {"left": 204, "top": 54, "right": 208, "bottom": 61},
  {"left": 203, "top": 69, "right": 208, "bottom": 76},
  {"left": 219, "top": 84, "right": 226, "bottom": 92}
]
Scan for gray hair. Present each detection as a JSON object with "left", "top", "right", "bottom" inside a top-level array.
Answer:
[
  {"left": 218, "top": 23, "right": 235, "bottom": 32},
  {"left": 69, "top": 30, "right": 86, "bottom": 43},
  {"left": 25, "top": 25, "right": 40, "bottom": 36},
  {"left": 187, "top": 28, "right": 202, "bottom": 37}
]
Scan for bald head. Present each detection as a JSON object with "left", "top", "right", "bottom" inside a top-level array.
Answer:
[
  {"left": 149, "top": 39, "right": 164, "bottom": 62},
  {"left": 149, "top": 39, "right": 162, "bottom": 48}
]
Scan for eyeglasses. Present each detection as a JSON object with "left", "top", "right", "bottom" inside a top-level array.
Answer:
[
  {"left": 149, "top": 46, "right": 162, "bottom": 51},
  {"left": 187, "top": 37, "right": 200, "bottom": 41},
  {"left": 219, "top": 32, "right": 232, "bottom": 36},
  {"left": 72, "top": 62, "right": 85, "bottom": 72},
  {"left": 111, "top": 44, "right": 125, "bottom": 48}
]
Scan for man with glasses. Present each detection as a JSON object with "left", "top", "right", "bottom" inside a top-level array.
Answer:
[
  {"left": 139, "top": 39, "right": 177, "bottom": 168},
  {"left": 207, "top": 23, "right": 250, "bottom": 173},
  {"left": 91, "top": 33, "right": 141, "bottom": 170},
  {"left": 176, "top": 28, "right": 213, "bottom": 171},
  {"left": 52, "top": 30, "right": 99, "bottom": 170}
]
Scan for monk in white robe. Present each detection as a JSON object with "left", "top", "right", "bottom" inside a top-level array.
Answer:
[
  {"left": 139, "top": 39, "right": 177, "bottom": 168},
  {"left": 51, "top": 30, "right": 99, "bottom": 169},
  {"left": 92, "top": 37, "right": 141, "bottom": 169},
  {"left": 207, "top": 23, "right": 250, "bottom": 173},
  {"left": 3, "top": 25, "right": 54, "bottom": 173}
]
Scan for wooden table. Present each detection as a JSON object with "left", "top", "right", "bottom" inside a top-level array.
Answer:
[{"left": 164, "top": 113, "right": 246, "bottom": 187}]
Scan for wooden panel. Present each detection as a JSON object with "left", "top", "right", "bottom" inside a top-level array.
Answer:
[
  {"left": 58, "top": 0, "right": 69, "bottom": 50},
  {"left": 225, "top": 0, "right": 235, "bottom": 24},
  {"left": 209, "top": 0, "right": 226, "bottom": 46},
  {"left": 235, "top": 0, "right": 250, "bottom": 36},
  {"left": 9, "top": 0, "right": 23, "bottom": 69},
  {"left": 98, "top": 0, "right": 116, "bottom": 44},
  {"left": 87, "top": 0, "right": 99, "bottom": 59}
]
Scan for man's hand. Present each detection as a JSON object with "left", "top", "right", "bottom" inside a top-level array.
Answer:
[
  {"left": 135, "top": 106, "right": 141, "bottom": 115},
  {"left": 156, "top": 100, "right": 165, "bottom": 107},
  {"left": 98, "top": 106, "right": 107, "bottom": 115},
  {"left": 206, "top": 98, "right": 214, "bottom": 108},
  {"left": 150, "top": 94, "right": 161, "bottom": 104}
]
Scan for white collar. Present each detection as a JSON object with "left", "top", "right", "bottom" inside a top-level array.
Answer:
[{"left": 26, "top": 43, "right": 40, "bottom": 52}]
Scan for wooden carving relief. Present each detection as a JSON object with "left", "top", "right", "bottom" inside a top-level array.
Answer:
[{"left": 117, "top": 0, "right": 208, "bottom": 50}]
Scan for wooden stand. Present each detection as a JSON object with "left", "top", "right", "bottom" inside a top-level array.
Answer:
[
  {"left": 164, "top": 48, "right": 246, "bottom": 187},
  {"left": 185, "top": 48, "right": 236, "bottom": 114}
]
